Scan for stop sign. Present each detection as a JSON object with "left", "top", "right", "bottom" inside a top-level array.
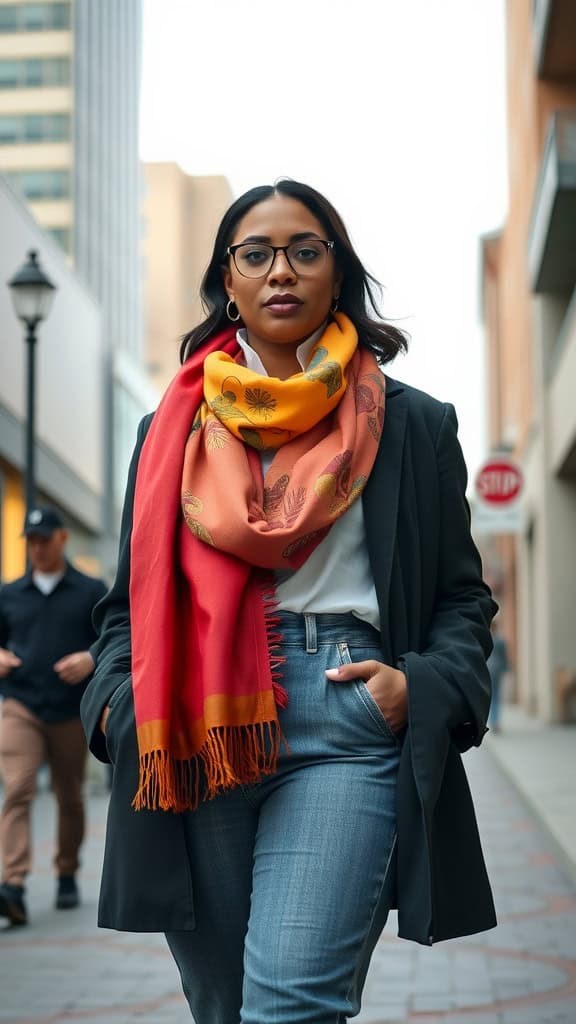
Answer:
[{"left": 475, "top": 460, "right": 523, "bottom": 505}]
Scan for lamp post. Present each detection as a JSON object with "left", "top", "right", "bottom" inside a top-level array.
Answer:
[{"left": 8, "top": 250, "right": 56, "bottom": 515}]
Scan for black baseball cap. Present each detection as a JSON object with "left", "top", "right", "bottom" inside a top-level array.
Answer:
[{"left": 22, "top": 506, "right": 65, "bottom": 537}]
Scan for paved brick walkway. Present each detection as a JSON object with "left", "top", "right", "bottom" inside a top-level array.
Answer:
[{"left": 1, "top": 744, "right": 575, "bottom": 1023}]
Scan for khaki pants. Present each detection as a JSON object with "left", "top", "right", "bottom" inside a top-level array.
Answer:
[{"left": 0, "top": 698, "right": 87, "bottom": 887}]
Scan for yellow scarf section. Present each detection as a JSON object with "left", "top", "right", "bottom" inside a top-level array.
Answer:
[{"left": 200, "top": 312, "right": 358, "bottom": 450}]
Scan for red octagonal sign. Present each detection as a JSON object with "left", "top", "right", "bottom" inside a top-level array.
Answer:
[{"left": 475, "top": 460, "right": 523, "bottom": 505}]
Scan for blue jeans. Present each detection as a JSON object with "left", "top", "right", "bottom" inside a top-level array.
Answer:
[{"left": 166, "top": 612, "right": 401, "bottom": 1023}]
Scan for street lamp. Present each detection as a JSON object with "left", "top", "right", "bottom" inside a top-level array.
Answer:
[{"left": 8, "top": 250, "right": 56, "bottom": 515}]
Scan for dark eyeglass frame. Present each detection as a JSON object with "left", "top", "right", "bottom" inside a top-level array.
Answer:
[{"left": 226, "top": 239, "right": 335, "bottom": 278}]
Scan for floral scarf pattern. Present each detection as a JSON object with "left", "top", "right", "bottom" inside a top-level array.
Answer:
[{"left": 182, "top": 313, "right": 385, "bottom": 570}]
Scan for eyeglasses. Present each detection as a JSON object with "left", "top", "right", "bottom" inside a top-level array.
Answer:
[{"left": 227, "top": 239, "right": 335, "bottom": 279}]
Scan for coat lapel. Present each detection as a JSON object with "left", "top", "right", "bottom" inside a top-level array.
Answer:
[{"left": 362, "top": 376, "right": 408, "bottom": 660}]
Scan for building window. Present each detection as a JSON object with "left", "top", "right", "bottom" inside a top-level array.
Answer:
[
  {"left": 0, "top": 3, "right": 71, "bottom": 32},
  {"left": 47, "top": 226, "right": 71, "bottom": 253},
  {"left": 0, "top": 112, "right": 70, "bottom": 143},
  {"left": 0, "top": 57, "right": 70, "bottom": 89},
  {"left": 0, "top": 61, "right": 18, "bottom": 88},
  {"left": 0, "top": 5, "right": 18, "bottom": 30},
  {"left": 4, "top": 168, "right": 70, "bottom": 199}
]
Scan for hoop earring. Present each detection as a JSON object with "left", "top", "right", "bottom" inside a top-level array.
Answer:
[
  {"left": 330, "top": 296, "right": 339, "bottom": 314},
  {"left": 226, "top": 299, "right": 241, "bottom": 322}
]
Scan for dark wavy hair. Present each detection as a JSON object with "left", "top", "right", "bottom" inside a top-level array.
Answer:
[{"left": 179, "top": 179, "right": 409, "bottom": 365}]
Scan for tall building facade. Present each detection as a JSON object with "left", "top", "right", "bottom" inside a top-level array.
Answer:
[
  {"left": 143, "top": 163, "right": 233, "bottom": 395},
  {"left": 0, "top": 1, "right": 73, "bottom": 253},
  {"left": 480, "top": 0, "right": 576, "bottom": 722},
  {"left": 0, "top": 0, "right": 142, "bottom": 357},
  {"left": 0, "top": 0, "right": 156, "bottom": 573}
]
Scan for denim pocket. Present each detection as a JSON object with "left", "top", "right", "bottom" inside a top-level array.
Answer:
[{"left": 336, "top": 642, "right": 401, "bottom": 746}]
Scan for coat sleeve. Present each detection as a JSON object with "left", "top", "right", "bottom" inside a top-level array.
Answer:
[
  {"left": 400, "top": 403, "right": 498, "bottom": 766},
  {"left": 80, "top": 414, "right": 153, "bottom": 762}
]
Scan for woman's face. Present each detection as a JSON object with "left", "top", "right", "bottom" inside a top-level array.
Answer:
[{"left": 223, "top": 194, "right": 341, "bottom": 351}]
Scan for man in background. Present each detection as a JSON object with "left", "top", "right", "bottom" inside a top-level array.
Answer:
[{"left": 0, "top": 507, "right": 107, "bottom": 926}]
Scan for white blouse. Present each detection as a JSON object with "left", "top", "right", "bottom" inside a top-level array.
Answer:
[{"left": 236, "top": 328, "right": 380, "bottom": 630}]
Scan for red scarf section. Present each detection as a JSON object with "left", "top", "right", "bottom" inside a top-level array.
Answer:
[{"left": 130, "top": 331, "right": 287, "bottom": 811}]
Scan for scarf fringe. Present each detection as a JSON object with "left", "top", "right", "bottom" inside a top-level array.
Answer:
[
  {"left": 261, "top": 576, "right": 288, "bottom": 709},
  {"left": 132, "top": 719, "right": 283, "bottom": 812}
]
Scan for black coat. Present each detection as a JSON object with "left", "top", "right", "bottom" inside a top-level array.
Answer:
[{"left": 81, "top": 376, "right": 498, "bottom": 944}]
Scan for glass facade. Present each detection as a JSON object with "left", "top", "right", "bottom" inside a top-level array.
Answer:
[
  {"left": 0, "top": 3, "right": 70, "bottom": 32},
  {"left": 0, "top": 112, "right": 70, "bottom": 143},
  {"left": 0, "top": 56, "right": 70, "bottom": 88}
]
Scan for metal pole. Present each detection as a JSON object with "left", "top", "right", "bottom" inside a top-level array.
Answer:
[{"left": 24, "top": 321, "right": 37, "bottom": 515}]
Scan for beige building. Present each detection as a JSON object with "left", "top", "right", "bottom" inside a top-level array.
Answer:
[
  {"left": 0, "top": 1, "right": 72, "bottom": 253},
  {"left": 143, "top": 163, "right": 233, "bottom": 395},
  {"left": 480, "top": 0, "right": 576, "bottom": 722}
]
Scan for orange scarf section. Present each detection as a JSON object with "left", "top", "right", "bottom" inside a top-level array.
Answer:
[{"left": 130, "top": 314, "right": 385, "bottom": 812}]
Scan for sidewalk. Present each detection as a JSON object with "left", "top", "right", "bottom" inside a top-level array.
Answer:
[
  {"left": 485, "top": 702, "right": 576, "bottom": 885},
  {"left": 1, "top": 726, "right": 576, "bottom": 1023}
]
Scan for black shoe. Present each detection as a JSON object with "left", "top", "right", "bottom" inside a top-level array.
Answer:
[
  {"left": 0, "top": 882, "right": 27, "bottom": 926},
  {"left": 56, "top": 875, "right": 79, "bottom": 910}
]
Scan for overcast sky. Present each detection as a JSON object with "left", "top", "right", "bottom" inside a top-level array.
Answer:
[{"left": 139, "top": 0, "right": 508, "bottom": 481}]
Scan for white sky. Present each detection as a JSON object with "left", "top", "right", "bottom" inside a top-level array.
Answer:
[{"left": 139, "top": 0, "right": 508, "bottom": 481}]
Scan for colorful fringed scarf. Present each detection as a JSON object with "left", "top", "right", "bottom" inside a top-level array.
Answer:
[{"left": 130, "top": 313, "right": 385, "bottom": 811}]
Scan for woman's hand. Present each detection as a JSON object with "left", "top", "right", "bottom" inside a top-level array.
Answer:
[{"left": 325, "top": 661, "right": 408, "bottom": 732}]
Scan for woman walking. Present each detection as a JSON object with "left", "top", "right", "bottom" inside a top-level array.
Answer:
[{"left": 81, "top": 180, "right": 497, "bottom": 1023}]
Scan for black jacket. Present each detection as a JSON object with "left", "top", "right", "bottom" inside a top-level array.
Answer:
[
  {"left": 0, "top": 562, "right": 106, "bottom": 722},
  {"left": 81, "top": 376, "right": 498, "bottom": 943}
]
